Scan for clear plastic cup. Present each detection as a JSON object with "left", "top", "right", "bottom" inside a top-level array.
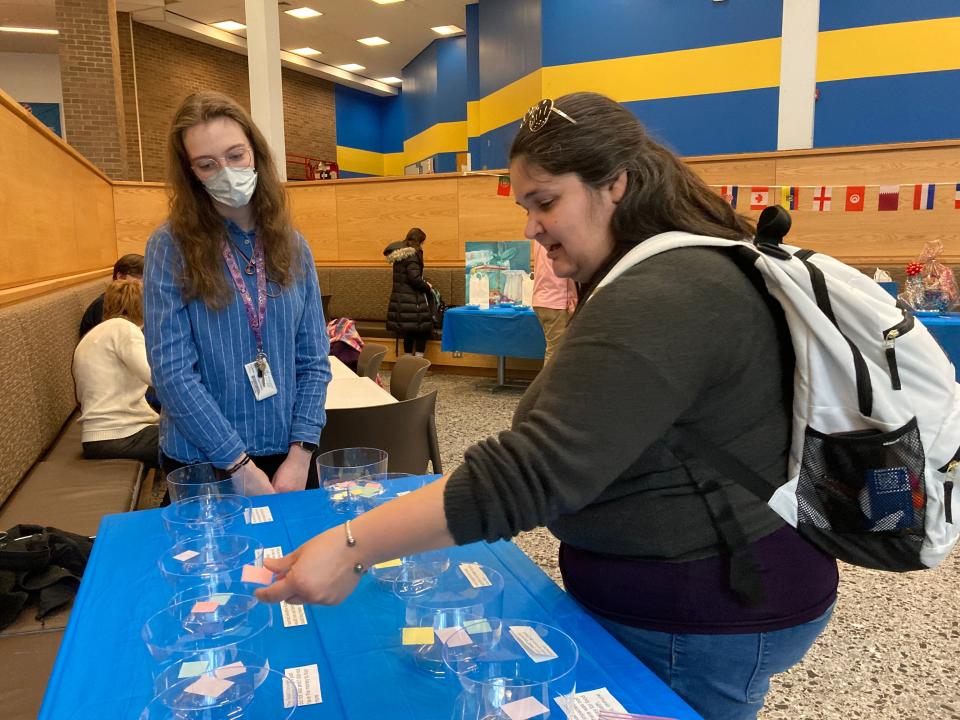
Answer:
[
  {"left": 395, "top": 562, "right": 505, "bottom": 676},
  {"left": 158, "top": 534, "right": 264, "bottom": 592},
  {"left": 167, "top": 463, "right": 244, "bottom": 502},
  {"left": 443, "top": 618, "right": 578, "bottom": 720},
  {"left": 316, "top": 448, "right": 388, "bottom": 514},
  {"left": 141, "top": 594, "right": 273, "bottom": 670},
  {"left": 160, "top": 494, "right": 252, "bottom": 542},
  {"left": 139, "top": 665, "right": 297, "bottom": 719}
]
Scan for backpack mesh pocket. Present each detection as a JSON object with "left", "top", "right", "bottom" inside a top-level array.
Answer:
[{"left": 797, "top": 419, "right": 926, "bottom": 543}]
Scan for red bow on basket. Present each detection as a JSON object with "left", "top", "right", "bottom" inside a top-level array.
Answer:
[{"left": 905, "top": 262, "right": 924, "bottom": 276}]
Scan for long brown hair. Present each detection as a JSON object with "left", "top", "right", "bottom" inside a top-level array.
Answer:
[
  {"left": 167, "top": 91, "right": 299, "bottom": 308},
  {"left": 509, "top": 93, "right": 755, "bottom": 253},
  {"left": 103, "top": 278, "right": 144, "bottom": 326}
]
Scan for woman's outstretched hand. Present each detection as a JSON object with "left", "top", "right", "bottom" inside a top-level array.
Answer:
[{"left": 255, "top": 527, "right": 362, "bottom": 606}]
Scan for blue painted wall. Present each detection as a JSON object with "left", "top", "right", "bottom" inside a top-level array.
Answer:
[
  {"left": 819, "top": 0, "right": 960, "bottom": 31},
  {"left": 477, "top": 0, "right": 541, "bottom": 98}
]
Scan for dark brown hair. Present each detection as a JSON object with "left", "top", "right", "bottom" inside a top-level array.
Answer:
[
  {"left": 113, "top": 253, "right": 144, "bottom": 279},
  {"left": 167, "top": 91, "right": 299, "bottom": 308},
  {"left": 404, "top": 227, "right": 426, "bottom": 250},
  {"left": 103, "top": 278, "right": 144, "bottom": 326},
  {"left": 509, "top": 92, "right": 754, "bottom": 251}
]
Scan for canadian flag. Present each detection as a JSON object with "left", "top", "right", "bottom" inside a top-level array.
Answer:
[
  {"left": 750, "top": 186, "right": 769, "bottom": 210},
  {"left": 812, "top": 186, "right": 832, "bottom": 212}
]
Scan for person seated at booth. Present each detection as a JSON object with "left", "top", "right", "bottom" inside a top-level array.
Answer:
[
  {"left": 73, "top": 278, "right": 159, "bottom": 468},
  {"left": 79, "top": 254, "right": 145, "bottom": 338}
]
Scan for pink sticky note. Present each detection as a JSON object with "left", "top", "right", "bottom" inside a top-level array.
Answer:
[
  {"left": 214, "top": 662, "right": 246, "bottom": 679},
  {"left": 190, "top": 600, "right": 219, "bottom": 614},
  {"left": 501, "top": 696, "right": 549, "bottom": 720},
  {"left": 184, "top": 675, "right": 234, "bottom": 698},
  {"left": 445, "top": 628, "right": 473, "bottom": 648},
  {"left": 242, "top": 564, "right": 274, "bottom": 585}
]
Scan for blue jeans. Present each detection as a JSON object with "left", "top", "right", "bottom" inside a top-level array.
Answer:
[{"left": 592, "top": 605, "right": 834, "bottom": 720}]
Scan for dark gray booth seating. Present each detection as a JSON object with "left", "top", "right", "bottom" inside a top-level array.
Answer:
[{"left": 0, "top": 279, "right": 145, "bottom": 720}]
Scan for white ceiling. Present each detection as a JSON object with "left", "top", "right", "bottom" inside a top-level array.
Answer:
[{"left": 0, "top": 0, "right": 469, "bottom": 90}]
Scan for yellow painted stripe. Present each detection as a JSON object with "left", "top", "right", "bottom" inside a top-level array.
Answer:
[
  {"left": 542, "top": 38, "right": 781, "bottom": 102},
  {"left": 383, "top": 152, "right": 405, "bottom": 177},
  {"left": 468, "top": 69, "right": 543, "bottom": 138},
  {"left": 336, "top": 146, "right": 384, "bottom": 176},
  {"left": 817, "top": 17, "right": 960, "bottom": 82},
  {"left": 403, "top": 120, "right": 468, "bottom": 164}
]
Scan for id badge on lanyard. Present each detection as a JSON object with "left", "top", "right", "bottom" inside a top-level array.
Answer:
[{"left": 221, "top": 237, "right": 278, "bottom": 401}]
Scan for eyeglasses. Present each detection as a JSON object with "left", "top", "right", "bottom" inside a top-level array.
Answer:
[
  {"left": 520, "top": 99, "right": 577, "bottom": 133},
  {"left": 190, "top": 145, "right": 253, "bottom": 177}
]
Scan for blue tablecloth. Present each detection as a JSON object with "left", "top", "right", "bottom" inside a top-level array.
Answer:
[
  {"left": 40, "top": 487, "right": 700, "bottom": 719},
  {"left": 917, "top": 312, "right": 960, "bottom": 382},
  {"left": 441, "top": 306, "right": 546, "bottom": 360}
]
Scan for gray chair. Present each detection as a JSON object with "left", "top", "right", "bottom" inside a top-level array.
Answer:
[
  {"left": 318, "top": 391, "right": 442, "bottom": 474},
  {"left": 390, "top": 355, "right": 431, "bottom": 401},
  {"left": 357, "top": 342, "right": 387, "bottom": 381}
]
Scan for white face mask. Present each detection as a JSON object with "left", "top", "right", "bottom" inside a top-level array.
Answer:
[{"left": 202, "top": 166, "right": 258, "bottom": 208}]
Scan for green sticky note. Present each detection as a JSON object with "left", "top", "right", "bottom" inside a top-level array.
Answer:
[
  {"left": 463, "top": 619, "right": 493, "bottom": 634},
  {"left": 209, "top": 594, "right": 232, "bottom": 606},
  {"left": 402, "top": 626, "right": 435, "bottom": 646},
  {"left": 178, "top": 660, "right": 209, "bottom": 678}
]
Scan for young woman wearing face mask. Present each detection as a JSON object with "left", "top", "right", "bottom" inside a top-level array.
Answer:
[
  {"left": 143, "top": 91, "right": 330, "bottom": 494},
  {"left": 254, "top": 93, "right": 838, "bottom": 719}
]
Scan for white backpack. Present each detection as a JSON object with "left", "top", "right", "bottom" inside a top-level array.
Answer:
[{"left": 594, "top": 231, "right": 960, "bottom": 573}]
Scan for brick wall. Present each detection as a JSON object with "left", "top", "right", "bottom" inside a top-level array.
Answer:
[
  {"left": 55, "top": 0, "right": 127, "bottom": 179},
  {"left": 130, "top": 22, "right": 335, "bottom": 182},
  {"left": 116, "top": 11, "right": 141, "bottom": 180}
]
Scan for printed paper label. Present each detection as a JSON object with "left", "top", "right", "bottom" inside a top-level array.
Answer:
[
  {"left": 281, "top": 601, "right": 308, "bottom": 627},
  {"left": 509, "top": 625, "right": 559, "bottom": 663},
  {"left": 555, "top": 688, "right": 628, "bottom": 720},
  {"left": 246, "top": 506, "right": 273, "bottom": 524},
  {"left": 459, "top": 562, "right": 493, "bottom": 588},
  {"left": 263, "top": 546, "right": 283, "bottom": 560},
  {"left": 284, "top": 664, "right": 322, "bottom": 708}
]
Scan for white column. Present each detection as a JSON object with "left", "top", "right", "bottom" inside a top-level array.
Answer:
[
  {"left": 777, "top": 0, "right": 820, "bottom": 150},
  {"left": 244, "top": 0, "right": 287, "bottom": 179}
]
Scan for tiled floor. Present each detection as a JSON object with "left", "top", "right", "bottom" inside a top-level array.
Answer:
[{"left": 417, "top": 371, "right": 960, "bottom": 720}]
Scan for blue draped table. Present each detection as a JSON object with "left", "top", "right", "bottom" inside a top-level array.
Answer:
[
  {"left": 917, "top": 312, "right": 960, "bottom": 382},
  {"left": 441, "top": 305, "right": 546, "bottom": 387},
  {"left": 40, "top": 487, "right": 700, "bottom": 719}
]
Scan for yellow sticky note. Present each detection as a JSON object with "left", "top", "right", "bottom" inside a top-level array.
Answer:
[
  {"left": 402, "top": 626, "right": 435, "bottom": 646},
  {"left": 373, "top": 558, "right": 402, "bottom": 569}
]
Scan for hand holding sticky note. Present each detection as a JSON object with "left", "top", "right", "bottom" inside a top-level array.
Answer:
[{"left": 242, "top": 564, "right": 274, "bottom": 585}]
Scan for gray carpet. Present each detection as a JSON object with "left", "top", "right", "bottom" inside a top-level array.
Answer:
[{"left": 414, "top": 370, "right": 960, "bottom": 720}]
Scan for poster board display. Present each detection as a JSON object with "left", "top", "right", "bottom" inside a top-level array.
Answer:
[{"left": 465, "top": 241, "right": 532, "bottom": 306}]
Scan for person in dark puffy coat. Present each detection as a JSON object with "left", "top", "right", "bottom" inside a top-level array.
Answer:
[{"left": 384, "top": 227, "right": 434, "bottom": 356}]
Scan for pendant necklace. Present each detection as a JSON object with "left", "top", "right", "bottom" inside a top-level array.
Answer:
[{"left": 232, "top": 241, "right": 257, "bottom": 275}]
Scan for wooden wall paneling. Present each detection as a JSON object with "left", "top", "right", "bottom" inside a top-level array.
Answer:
[
  {"left": 686, "top": 157, "right": 777, "bottom": 186},
  {"left": 334, "top": 179, "right": 460, "bottom": 264},
  {"left": 113, "top": 184, "right": 168, "bottom": 256},
  {"left": 286, "top": 185, "right": 339, "bottom": 262},
  {"left": 457, "top": 176, "right": 528, "bottom": 254}
]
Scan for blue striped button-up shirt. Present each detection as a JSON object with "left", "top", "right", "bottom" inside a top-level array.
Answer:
[{"left": 144, "top": 220, "right": 330, "bottom": 467}]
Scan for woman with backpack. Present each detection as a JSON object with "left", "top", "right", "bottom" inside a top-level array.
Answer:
[
  {"left": 257, "top": 93, "right": 838, "bottom": 720},
  {"left": 384, "top": 227, "right": 434, "bottom": 357}
]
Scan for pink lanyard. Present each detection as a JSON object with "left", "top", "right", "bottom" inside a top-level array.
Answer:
[{"left": 220, "top": 237, "right": 268, "bottom": 370}]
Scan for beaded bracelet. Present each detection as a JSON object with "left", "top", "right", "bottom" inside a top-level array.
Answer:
[
  {"left": 226, "top": 453, "right": 251, "bottom": 475},
  {"left": 344, "top": 521, "right": 365, "bottom": 575}
]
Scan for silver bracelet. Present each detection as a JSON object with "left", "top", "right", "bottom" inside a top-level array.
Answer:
[{"left": 344, "top": 521, "right": 364, "bottom": 575}]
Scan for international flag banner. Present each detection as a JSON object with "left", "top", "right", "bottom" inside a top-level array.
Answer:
[
  {"left": 845, "top": 185, "right": 865, "bottom": 212},
  {"left": 717, "top": 185, "right": 738, "bottom": 207},
  {"left": 750, "top": 186, "right": 769, "bottom": 210},
  {"left": 877, "top": 185, "right": 899, "bottom": 211},
  {"left": 812, "top": 186, "right": 832, "bottom": 212},
  {"left": 912, "top": 183, "right": 935, "bottom": 210},
  {"left": 496, "top": 175, "right": 511, "bottom": 196},
  {"left": 779, "top": 186, "right": 799, "bottom": 210},
  {"left": 955, "top": 183, "right": 960, "bottom": 209}
]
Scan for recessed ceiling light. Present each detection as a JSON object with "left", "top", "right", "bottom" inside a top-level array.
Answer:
[
  {"left": 211, "top": 20, "right": 246, "bottom": 32},
  {"left": 0, "top": 25, "right": 59, "bottom": 35},
  {"left": 377, "top": 76, "right": 402, "bottom": 85},
  {"left": 431, "top": 25, "right": 463, "bottom": 36},
  {"left": 285, "top": 7, "right": 322, "bottom": 19},
  {"left": 291, "top": 47, "right": 322, "bottom": 56},
  {"left": 371, "top": 0, "right": 404, "bottom": 4},
  {"left": 339, "top": 63, "right": 366, "bottom": 72},
  {"left": 358, "top": 36, "right": 390, "bottom": 46}
]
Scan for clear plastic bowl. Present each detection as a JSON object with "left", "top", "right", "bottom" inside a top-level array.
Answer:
[
  {"left": 141, "top": 594, "right": 272, "bottom": 668},
  {"left": 316, "top": 447, "right": 388, "bottom": 515},
  {"left": 158, "top": 535, "right": 264, "bottom": 591},
  {"left": 443, "top": 618, "right": 578, "bottom": 720},
  {"left": 167, "top": 463, "right": 245, "bottom": 502},
  {"left": 139, "top": 665, "right": 297, "bottom": 719},
  {"left": 152, "top": 649, "right": 268, "bottom": 695},
  {"left": 160, "top": 494, "right": 252, "bottom": 542}
]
